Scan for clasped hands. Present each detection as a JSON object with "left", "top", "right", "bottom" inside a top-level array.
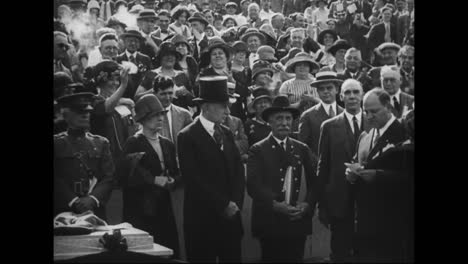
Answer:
[
  {"left": 345, "top": 163, "right": 377, "bottom": 183},
  {"left": 154, "top": 175, "right": 176, "bottom": 190},
  {"left": 273, "top": 201, "right": 310, "bottom": 221},
  {"left": 223, "top": 201, "right": 240, "bottom": 219}
]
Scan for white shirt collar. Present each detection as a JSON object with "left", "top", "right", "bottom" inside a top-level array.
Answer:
[
  {"left": 321, "top": 101, "right": 337, "bottom": 115},
  {"left": 344, "top": 109, "right": 362, "bottom": 131},
  {"left": 125, "top": 50, "right": 137, "bottom": 59},
  {"left": 165, "top": 104, "right": 172, "bottom": 112},
  {"left": 199, "top": 113, "right": 215, "bottom": 137},
  {"left": 391, "top": 89, "right": 401, "bottom": 103},
  {"left": 379, "top": 114, "right": 396, "bottom": 137},
  {"left": 271, "top": 133, "right": 288, "bottom": 148}
]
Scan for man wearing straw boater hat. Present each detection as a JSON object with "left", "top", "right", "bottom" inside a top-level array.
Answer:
[
  {"left": 177, "top": 76, "right": 245, "bottom": 262},
  {"left": 247, "top": 94, "right": 319, "bottom": 262},
  {"left": 299, "top": 70, "right": 344, "bottom": 163}
]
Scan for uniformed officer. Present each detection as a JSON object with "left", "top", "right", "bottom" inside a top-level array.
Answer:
[
  {"left": 244, "top": 88, "right": 272, "bottom": 147},
  {"left": 54, "top": 92, "right": 115, "bottom": 220},
  {"left": 246, "top": 95, "right": 319, "bottom": 262}
]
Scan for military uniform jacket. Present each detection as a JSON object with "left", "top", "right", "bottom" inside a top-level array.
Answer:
[
  {"left": 54, "top": 131, "right": 115, "bottom": 217},
  {"left": 247, "top": 134, "right": 319, "bottom": 238},
  {"left": 244, "top": 118, "right": 271, "bottom": 147}
]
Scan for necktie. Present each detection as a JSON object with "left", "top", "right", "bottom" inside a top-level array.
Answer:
[
  {"left": 393, "top": 96, "right": 401, "bottom": 116},
  {"left": 213, "top": 124, "right": 223, "bottom": 149},
  {"left": 385, "top": 23, "right": 391, "bottom": 42},
  {"left": 163, "top": 113, "right": 173, "bottom": 142},
  {"left": 280, "top": 141, "right": 286, "bottom": 151},
  {"left": 373, "top": 128, "right": 380, "bottom": 148},
  {"left": 129, "top": 54, "right": 136, "bottom": 64},
  {"left": 329, "top": 105, "right": 335, "bottom": 118},
  {"left": 193, "top": 36, "right": 199, "bottom": 60},
  {"left": 352, "top": 115, "right": 360, "bottom": 140}
]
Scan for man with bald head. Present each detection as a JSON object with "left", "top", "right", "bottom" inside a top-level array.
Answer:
[
  {"left": 345, "top": 87, "right": 408, "bottom": 262},
  {"left": 380, "top": 65, "right": 414, "bottom": 119},
  {"left": 317, "top": 78, "right": 369, "bottom": 262}
]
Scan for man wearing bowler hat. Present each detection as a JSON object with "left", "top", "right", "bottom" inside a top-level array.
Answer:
[
  {"left": 365, "top": 42, "right": 401, "bottom": 90},
  {"left": 54, "top": 93, "right": 115, "bottom": 220},
  {"left": 177, "top": 76, "right": 245, "bottom": 262},
  {"left": 247, "top": 94, "right": 319, "bottom": 262},
  {"left": 137, "top": 9, "right": 161, "bottom": 62},
  {"left": 116, "top": 28, "right": 153, "bottom": 99},
  {"left": 188, "top": 12, "right": 210, "bottom": 62}
]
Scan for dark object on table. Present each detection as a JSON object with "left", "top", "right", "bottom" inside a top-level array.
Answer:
[{"left": 99, "top": 229, "right": 128, "bottom": 252}]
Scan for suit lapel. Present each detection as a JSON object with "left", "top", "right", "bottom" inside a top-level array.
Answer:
[
  {"left": 137, "top": 134, "right": 162, "bottom": 171},
  {"left": 194, "top": 119, "right": 223, "bottom": 154},
  {"left": 367, "top": 120, "right": 398, "bottom": 161},
  {"left": 170, "top": 105, "right": 177, "bottom": 142},
  {"left": 338, "top": 114, "right": 354, "bottom": 160},
  {"left": 318, "top": 104, "right": 328, "bottom": 120}
]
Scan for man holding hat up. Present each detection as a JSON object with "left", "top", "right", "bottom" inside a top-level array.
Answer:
[
  {"left": 116, "top": 28, "right": 153, "bottom": 99},
  {"left": 136, "top": 9, "right": 161, "bottom": 63},
  {"left": 177, "top": 76, "right": 245, "bottom": 262},
  {"left": 54, "top": 93, "right": 115, "bottom": 220},
  {"left": 247, "top": 94, "right": 319, "bottom": 262}
]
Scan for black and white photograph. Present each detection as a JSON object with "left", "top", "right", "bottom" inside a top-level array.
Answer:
[{"left": 53, "top": 0, "right": 414, "bottom": 262}]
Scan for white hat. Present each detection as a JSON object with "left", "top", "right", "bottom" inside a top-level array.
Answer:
[
  {"left": 87, "top": 0, "right": 100, "bottom": 10},
  {"left": 380, "top": 65, "right": 401, "bottom": 79}
]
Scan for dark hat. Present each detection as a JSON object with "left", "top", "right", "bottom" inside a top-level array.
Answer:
[
  {"left": 137, "top": 9, "right": 158, "bottom": 21},
  {"left": 280, "top": 47, "right": 302, "bottom": 65},
  {"left": 303, "top": 36, "right": 321, "bottom": 54},
  {"left": 232, "top": 41, "right": 248, "bottom": 53},
  {"left": 193, "top": 76, "right": 231, "bottom": 104},
  {"left": 156, "top": 41, "right": 182, "bottom": 62},
  {"left": 227, "top": 82, "right": 240, "bottom": 104},
  {"left": 262, "top": 95, "right": 300, "bottom": 121},
  {"left": 259, "top": 29, "right": 277, "bottom": 48},
  {"left": 252, "top": 87, "right": 272, "bottom": 107},
  {"left": 120, "top": 29, "right": 145, "bottom": 41},
  {"left": 222, "top": 16, "right": 238, "bottom": 27},
  {"left": 225, "top": 2, "right": 238, "bottom": 8},
  {"left": 309, "top": 70, "right": 343, "bottom": 87},
  {"left": 54, "top": 72, "right": 73, "bottom": 89},
  {"left": 237, "top": 24, "right": 250, "bottom": 39},
  {"left": 252, "top": 60, "right": 274, "bottom": 81},
  {"left": 56, "top": 92, "right": 95, "bottom": 112},
  {"left": 134, "top": 94, "right": 168, "bottom": 122},
  {"left": 317, "top": 29, "right": 338, "bottom": 45},
  {"left": 240, "top": 0, "right": 251, "bottom": 5},
  {"left": 285, "top": 52, "right": 320, "bottom": 73},
  {"left": 93, "top": 60, "right": 120, "bottom": 78},
  {"left": 106, "top": 17, "right": 127, "bottom": 29},
  {"left": 377, "top": 42, "right": 401, "bottom": 53},
  {"left": 188, "top": 12, "right": 209, "bottom": 27},
  {"left": 171, "top": 34, "right": 191, "bottom": 52},
  {"left": 240, "top": 28, "right": 266, "bottom": 44},
  {"left": 328, "top": 39, "right": 352, "bottom": 56},
  {"left": 200, "top": 39, "right": 233, "bottom": 69},
  {"left": 115, "top": 0, "right": 128, "bottom": 8},
  {"left": 256, "top": 45, "right": 277, "bottom": 62}
]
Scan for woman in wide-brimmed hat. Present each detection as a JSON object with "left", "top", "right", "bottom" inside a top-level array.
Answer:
[
  {"left": 315, "top": 29, "right": 338, "bottom": 67},
  {"left": 322, "top": 39, "right": 352, "bottom": 73},
  {"left": 120, "top": 93, "right": 180, "bottom": 258},
  {"left": 169, "top": 7, "right": 192, "bottom": 39},
  {"left": 280, "top": 52, "right": 320, "bottom": 107}
]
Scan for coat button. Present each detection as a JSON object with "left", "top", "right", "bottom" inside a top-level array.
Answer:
[
  {"left": 279, "top": 168, "right": 282, "bottom": 172},
  {"left": 295, "top": 178, "right": 298, "bottom": 181},
  {"left": 296, "top": 190, "right": 299, "bottom": 193},
  {"left": 281, "top": 178, "right": 284, "bottom": 181}
]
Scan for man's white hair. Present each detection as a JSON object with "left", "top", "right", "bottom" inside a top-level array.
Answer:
[
  {"left": 248, "top": 3, "right": 260, "bottom": 12},
  {"left": 345, "top": 47, "right": 362, "bottom": 60},
  {"left": 341, "top": 79, "right": 363, "bottom": 95}
]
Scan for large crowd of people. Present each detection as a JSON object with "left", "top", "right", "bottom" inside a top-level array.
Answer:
[{"left": 54, "top": 0, "right": 414, "bottom": 262}]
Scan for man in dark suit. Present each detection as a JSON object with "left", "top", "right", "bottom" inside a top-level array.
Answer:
[
  {"left": 367, "top": 6, "right": 397, "bottom": 58},
  {"left": 188, "top": 12, "right": 210, "bottom": 63},
  {"left": 136, "top": 9, "right": 160, "bottom": 64},
  {"left": 379, "top": 65, "right": 413, "bottom": 119},
  {"left": 116, "top": 29, "right": 153, "bottom": 99},
  {"left": 54, "top": 93, "right": 115, "bottom": 220},
  {"left": 345, "top": 88, "right": 408, "bottom": 262},
  {"left": 247, "top": 95, "right": 319, "bottom": 262},
  {"left": 337, "top": 48, "right": 374, "bottom": 94},
  {"left": 355, "top": 0, "right": 373, "bottom": 22},
  {"left": 177, "top": 76, "right": 245, "bottom": 262},
  {"left": 317, "top": 78, "right": 369, "bottom": 262},
  {"left": 299, "top": 71, "right": 344, "bottom": 164}
]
